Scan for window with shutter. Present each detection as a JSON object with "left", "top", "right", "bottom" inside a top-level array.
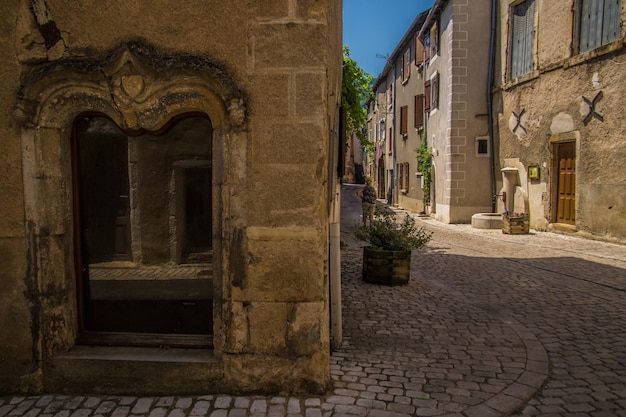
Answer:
[
  {"left": 415, "top": 35, "right": 424, "bottom": 66},
  {"left": 400, "top": 106, "right": 408, "bottom": 136},
  {"left": 414, "top": 95, "right": 424, "bottom": 128},
  {"left": 431, "top": 73, "right": 439, "bottom": 110},
  {"left": 424, "top": 81, "right": 431, "bottom": 112},
  {"left": 424, "top": 34, "right": 431, "bottom": 62},
  {"left": 510, "top": 0, "right": 535, "bottom": 79},
  {"left": 579, "top": 0, "right": 621, "bottom": 53},
  {"left": 405, "top": 49, "right": 411, "bottom": 79},
  {"left": 430, "top": 23, "right": 439, "bottom": 58},
  {"left": 404, "top": 163, "right": 410, "bottom": 191}
]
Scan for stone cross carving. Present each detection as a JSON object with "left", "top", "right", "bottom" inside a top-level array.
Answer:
[
  {"left": 582, "top": 91, "right": 604, "bottom": 126},
  {"left": 512, "top": 109, "right": 527, "bottom": 133}
]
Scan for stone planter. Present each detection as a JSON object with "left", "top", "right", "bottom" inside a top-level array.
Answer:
[
  {"left": 362, "top": 246, "right": 411, "bottom": 286},
  {"left": 502, "top": 214, "right": 530, "bottom": 234}
]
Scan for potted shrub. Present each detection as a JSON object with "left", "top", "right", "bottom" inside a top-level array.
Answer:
[{"left": 355, "top": 209, "right": 432, "bottom": 286}]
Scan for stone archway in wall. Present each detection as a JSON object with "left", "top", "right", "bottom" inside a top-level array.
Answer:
[{"left": 15, "top": 42, "right": 247, "bottom": 356}]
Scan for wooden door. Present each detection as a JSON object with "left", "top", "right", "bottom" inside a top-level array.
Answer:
[{"left": 556, "top": 141, "right": 576, "bottom": 224}]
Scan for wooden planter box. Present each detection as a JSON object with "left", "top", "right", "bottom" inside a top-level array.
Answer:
[
  {"left": 502, "top": 214, "right": 529, "bottom": 234},
  {"left": 362, "top": 246, "right": 411, "bottom": 286}
]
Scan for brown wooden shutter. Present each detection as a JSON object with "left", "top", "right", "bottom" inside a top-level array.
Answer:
[
  {"left": 414, "top": 95, "right": 424, "bottom": 128},
  {"left": 415, "top": 36, "right": 424, "bottom": 66},
  {"left": 424, "top": 80, "right": 431, "bottom": 112},
  {"left": 400, "top": 106, "right": 408, "bottom": 135}
]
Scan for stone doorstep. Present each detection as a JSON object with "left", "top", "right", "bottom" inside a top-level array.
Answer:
[{"left": 47, "top": 346, "right": 224, "bottom": 395}]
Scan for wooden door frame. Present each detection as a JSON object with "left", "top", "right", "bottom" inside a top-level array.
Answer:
[{"left": 549, "top": 132, "right": 578, "bottom": 226}]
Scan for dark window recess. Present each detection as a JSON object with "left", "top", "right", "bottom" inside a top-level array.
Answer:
[
  {"left": 182, "top": 168, "right": 212, "bottom": 262},
  {"left": 477, "top": 139, "right": 489, "bottom": 155}
]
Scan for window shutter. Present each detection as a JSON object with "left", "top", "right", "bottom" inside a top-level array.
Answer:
[
  {"left": 511, "top": 0, "right": 535, "bottom": 78},
  {"left": 414, "top": 95, "right": 424, "bottom": 128},
  {"left": 424, "top": 80, "right": 431, "bottom": 112},
  {"left": 580, "top": 0, "right": 621, "bottom": 53},
  {"left": 603, "top": 0, "right": 621, "bottom": 46},
  {"left": 400, "top": 106, "right": 408, "bottom": 135},
  {"left": 415, "top": 36, "right": 424, "bottom": 66},
  {"left": 404, "top": 163, "right": 409, "bottom": 190}
]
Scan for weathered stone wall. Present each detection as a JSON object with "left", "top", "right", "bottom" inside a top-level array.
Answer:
[
  {"left": 0, "top": 0, "right": 342, "bottom": 395},
  {"left": 494, "top": 0, "right": 626, "bottom": 241}
]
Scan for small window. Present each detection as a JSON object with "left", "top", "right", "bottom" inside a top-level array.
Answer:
[
  {"left": 579, "top": 0, "right": 621, "bottom": 53},
  {"left": 431, "top": 73, "right": 440, "bottom": 110},
  {"left": 400, "top": 106, "right": 408, "bottom": 136},
  {"left": 414, "top": 95, "right": 424, "bottom": 128},
  {"left": 476, "top": 136, "right": 490, "bottom": 157},
  {"left": 424, "top": 33, "right": 431, "bottom": 62},
  {"left": 397, "top": 162, "right": 410, "bottom": 192},
  {"left": 510, "top": 0, "right": 536, "bottom": 79},
  {"left": 430, "top": 23, "right": 439, "bottom": 58},
  {"left": 405, "top": 48, "right": 411, "bottom": 80}
]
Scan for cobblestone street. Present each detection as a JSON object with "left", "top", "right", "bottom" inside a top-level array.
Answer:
[{"left": 1, "top": 184, "right": 625, "bottom": 416}]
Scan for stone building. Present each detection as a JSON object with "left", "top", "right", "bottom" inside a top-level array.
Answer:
[
  {"left": 493, "top": 0, "right": 626, "bottom": 241},
  {"left": 418, "top": 0, "right": 494, "bottom": 223},
  {"left": 0, "top": 0, "right": 342, "bottom": 395},
  {"left": 368, "top": 11, "right": 430, "bottom": 213}
]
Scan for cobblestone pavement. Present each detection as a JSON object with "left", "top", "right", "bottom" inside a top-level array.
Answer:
[{"left": 1, "top": 184, "right": 625, "bottom": 416}]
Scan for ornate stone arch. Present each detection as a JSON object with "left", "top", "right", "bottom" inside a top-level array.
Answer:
[{"left": 14, "top": 41, "right": 247, "bottom": 362}]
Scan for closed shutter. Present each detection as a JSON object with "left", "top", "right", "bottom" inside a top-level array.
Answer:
[
  {"left": 400, "top": 106, "right": 408, "bottom": 135},
  {"left": 510, "top": 0, "right": 535, "bottom": 78},
  {"left": 424, "top": 81, "right": 431, "bottom": 112},
  {"left": 414, "top": 95, "right": 424, "bottom": 128},
  {"left": 579, "top": 0, "right": 620, "bottom": 53}
]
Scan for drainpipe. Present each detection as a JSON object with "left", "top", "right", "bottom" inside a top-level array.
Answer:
[
  {"left": 329, "top": 220, "right": 341, "bottom": 349},
  {"left": 488, "top": 0, "right": 498, "bottom": 212}
]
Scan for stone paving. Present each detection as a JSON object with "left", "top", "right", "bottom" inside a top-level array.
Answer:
[{"left": 1, "top": 184, "right": 626, "bottom": 416}]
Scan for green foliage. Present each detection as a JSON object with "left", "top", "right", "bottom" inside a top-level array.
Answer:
[
  {"left": 342, "top": 46, "right": 374, "bottom": 146},
  {"left": 416, "top": 134, "right": 432, "bottom": 205},
  {"left": 355, "top": 210, "right": 432, "bottom": 251}
]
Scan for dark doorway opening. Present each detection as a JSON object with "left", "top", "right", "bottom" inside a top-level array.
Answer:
[{"left": 73, "top": 115, "right": 214, "bottom": 347}]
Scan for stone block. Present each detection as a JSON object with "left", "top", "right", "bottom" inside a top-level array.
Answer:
[
  {"left": 248, "top": 302, "right": 288, "bottom": 353},
  {"left": 250, "top": 23, "right": 326, "bottom": 70}
]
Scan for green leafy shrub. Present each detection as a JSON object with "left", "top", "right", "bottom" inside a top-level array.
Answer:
[{"left": 355, "top": 210, "right": 432, "bottom": 251}]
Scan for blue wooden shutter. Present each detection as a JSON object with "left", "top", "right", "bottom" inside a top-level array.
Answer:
[
  {"left": 602, "top": 0, "right": 621, "bottom": 45},
  {"left": 511, "top": 0, "right": 535, "bottom": 79},
  {"left": 580, "top": 0, "right": 621, "bottom": 52}
]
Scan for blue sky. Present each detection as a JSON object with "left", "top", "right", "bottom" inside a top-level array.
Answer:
[{"left": 343, "top": 0, "right": 435, "bottom": 78}]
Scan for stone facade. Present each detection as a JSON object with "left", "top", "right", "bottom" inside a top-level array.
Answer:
[
  {"left": 493, "top": 0, "right": 626, "bottom": 241},
  {"left": 0, "top": 0, "right": 342, "bottom": 395},
  {"left": 419, "top": 0, "right": 493, "bottom": 224}
]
